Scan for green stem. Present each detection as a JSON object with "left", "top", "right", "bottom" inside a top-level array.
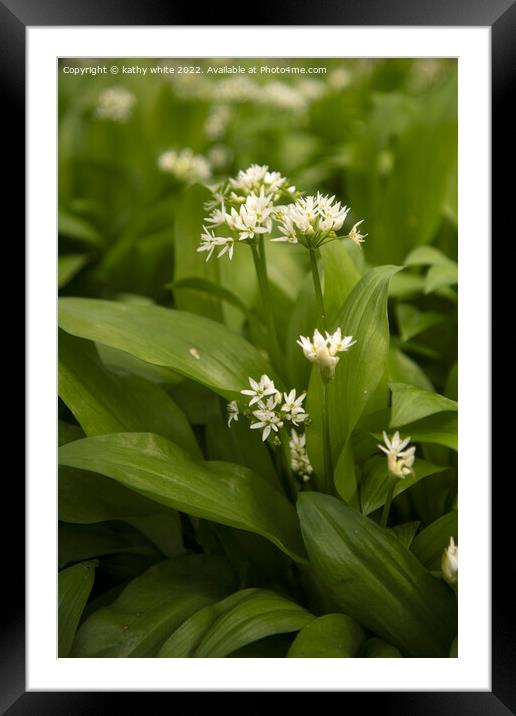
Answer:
[
  {"left": 381, "top": 480, "right": 396, "bottom": 528},
  {"left": 322, "top": 381, "right": 333, "bottom": 494},
  {"left": 309, "top": 248, "right": 327, "bottom": 331},
  {"left": 250, "top": 240, "right": 283, "bottom": 375}
]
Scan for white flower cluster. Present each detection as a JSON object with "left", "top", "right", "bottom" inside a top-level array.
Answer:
[
  {"left": 289, "top": 430, "right": 313, "bottom": 482},
  {"left": 441, "top": 536, "right": 458, "bottom": 591},
  {"left": 378, "top": 431, "right": 416, "bottom": 479},
  {"left": 272, "top": 193, "right": 351, "bottom": 248},
  {"left": 158, "top": 148, "right": 211, "bottom": 184},
  {"left": 205, "top": 104, "right": 232, "bottom": 140},
  {"left": 170, "top": 73, "right": 332, "bottom": 112},
  {"left": 227, "top": 374, "right": 308, "bottom": 442},
  {"left": 198, "top": 164, "right": 297, "bottom": 262},
  {"left": 95, "top": 87, "right": 136, "bottom": 122},
  {"left": 298, "top": 328, "right": 356, "bottom": 381}
]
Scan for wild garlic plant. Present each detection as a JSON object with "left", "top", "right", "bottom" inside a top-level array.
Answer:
[
  {"left": 228, "top": 374, "right": 311, "bottom": 498},
  {"left": 201, "top": 163, "right": 369, "bottom": 497}
]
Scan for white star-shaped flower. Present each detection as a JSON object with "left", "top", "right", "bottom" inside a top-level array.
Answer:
[
  {"left": 240, "top": 374, "right": 279, "bottom": 406},
  {"left": 378, "top": 431, "right": 416, "bottom": 478}
]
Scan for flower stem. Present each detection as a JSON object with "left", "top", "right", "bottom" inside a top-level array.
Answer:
[
  {"left": 322, "top": 380, "right": 333, "bottom": 494},
  {"left": 309, "top": 248, "right": 327, "bottom": 331},
  {"left": 250, "top": 240, "right": 283, "bottom": 376},
  {"left": 381, "top": 480, "right": 396, "bottom": 527}
]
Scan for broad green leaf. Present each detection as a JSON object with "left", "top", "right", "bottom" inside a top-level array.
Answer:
[
  {"left": 58, "top": 522, "right": 161, "bottom": 568},
  {"left": 58, "top": 560, "right": 97, "bottom": 657},
  {"left": 404, "top": 246, "right": 452, "bottom": 267},
  {"left": 58, "top": 254, "right": 88, "bottom": 288},
  {"left": 193, "top": 589, "right": 314, "bottom": 657},
  {"left": 59, "top": 433, "right": 306, "bottom": 562},
  {"left": 388, "top": 346, "right": 433, "bottom": 391},
  {"left": 170, "top": 277, "right": 249, "bottom": 315},
  {"left": 389, "top": 272, "right": 426, "bottom": 300},
  {"left": 321, "top": 239, "right": 360, "bottom": 325},
  {"left": 96, "top": 343, "right": 184, "bottom": 385},
  {"left": 389, "top": 521, "right": 420, "bottom": 549},
  {"left": 71, "top": 555, "right": 236, "bottom": 657},
  {"left": 59, "top": 466, "right": 174, "bottom": 524},
  {"left": 306, "top": 266, "right": 401, "bottom": 494},
  {"left": 173, "top": 184, "right": 224, "bottom": 321},
  {"left": 285, "top": 272, "right": 318, "bottom": 388},
  {"left": 449, "top": 636, "right": 458, "bottom": 658},
  {"left": 288, "top": 614, "right": 364, "bottom": 658},
  {"left": 205, "top": 407, "right": 277, "bottom": 488},
  {"left": 58, "top": 298, "right": 274, "bottom": 399},
  {"left": 394, "top": 413, "right": 458, "bottom": 451},
  {"left": 58, "top": 419, "right": 84, "bottom": 446},
  {"left": 411, "top": 511, "right": 458, "bottom": 570},
  {"left": 159, "top": 588, "right": 307, "bottom": 657},
  {"left": 360, "top": 456, "right": 446, "bottom": 516},
  {"left": 297, "top": 493, "right": 457, "bottom": 657},
  {"left": 444, "top": 361, "right": 458, "bottom": 401},
  {"left": 59, "top": 209, "right": 102, "bottom": 246},
  {"left": 389, "top": 382, "right": 457, "bottom": 427},
  {"left": 361, "top": 637, "right": 402, "bottom": 658},
  {"left": 59, "top": 331, "right": 200, "bottom": 457},
  {"left": 425, "top": 262, "right": 458, "bottom": 294},
  {"left": 395, "top": 304, "right": 445, "bottom": 343}
]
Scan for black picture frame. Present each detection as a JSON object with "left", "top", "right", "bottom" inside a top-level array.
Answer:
[{"left": 5, "top": 0, "right": 506, "bottom": 711}]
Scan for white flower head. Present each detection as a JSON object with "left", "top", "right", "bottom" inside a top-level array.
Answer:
[
  {"left": 250, "top": 396, "right": 284, "bottom": 441},
  {"left": 240, "top": 374, "right": 279, "bottom": 406},
  {"left": 281, "top": 389, "right": 308, "bottom": 426},
  {"left": 227, "top": 400, "right": 239, "bottom": 427},
  {"left": 273, "top": 193, "right": 349, "bottom": 248},
  {"left": 441, "top": 536, "right": 458, "bottom": 591},
  {"left": 158, "top": 148, "right": 211, "bottom": 184},
  {"left": 378, "top": 431, "right": 416, "bottom": 479},
  {"left": 289, "top": 429, "right": 313, "bottom": 482},
  {"left": 95, "top": 87, "right": 136, "bottom": 122},
  {"left": 197, "top": 227, "right": 231, "bottom": 262},
  {"left": 297, "top": 328, "right": 356, "bottom": 382},
  {"left": 348, "top": 220, "right": 367, "bottom": 247}
]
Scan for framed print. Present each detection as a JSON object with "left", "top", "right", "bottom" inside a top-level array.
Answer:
[{"left": 3, "top": 0, "right": 507, "bottom": 710}]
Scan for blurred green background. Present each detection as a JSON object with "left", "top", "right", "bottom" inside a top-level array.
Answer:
[{"left": 58, "top": 57, "right": 457, "bottom": 392}]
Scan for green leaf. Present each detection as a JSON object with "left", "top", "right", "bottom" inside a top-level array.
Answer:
[
  {"left": 321, "top": 240, "right": 360, "bottom": 325},
  {"left": 395, "top": 304, "right": 445, "bottom": 343},
  {"left": 58, "top": 298, "right": 274, "bottom": 399},
  {"left": 58, "top": 433, "right": 306, "bottom": 562},
  {"left": 58, "top": 254, "right": 89, "bottom": 288},
  {"left": 172, "top": 184, "right": 224, "bottom": 321},
  {"left": 411, "top": 511, "right": 458, "bottom": 570},
  {"left": 389, "top": 521, "right": 420, "bottom": 549},
  {"left": 59, "top": 209, "right": 102, "bottom": 246},
  {"left": 388, "top": 346, "right": 433, "bottom": 391},
  {"left": 360, "top": 456, "right": 446, "bottom": 516},
  {"left": 425, "top": 262, "right": 458, "bottom": 294},
  {"left": 404, "top": 246, "right": 452, "bottom": 267},
  {"left": 389, "top": 382, "right": 457, "bottom": 427},
  {"left": 306, "top": 266, "right": 401, "bottom": 495},
  {"left": 169, "top": 277, "right": 249, "bottom": 315},
  {"left": 190, "top": 589, "right": 314, "bottom": 658},
  {"left": 58, "top": 560, "right": 97, "bottom": 657},
  {"left": 59, "top": 331, "right": 200, "bottom": 457},
  {"left": 361, "top": 637, "right": 402, "bottom": 658},
  {"left": 395, "top": 413, "right": 458, "bottom": 451},
  {"left": 59, "top": 466, "right": 173, "bottom": 524},
  {"left": 297, "top": 492, "right": 457, "bottom": 656},
  {"left": 288, "top": 614, "right": 365, "bottom": 657},
  {"left": 71, "top": 555, "right": 236, "bottom": 657},
  {"left": 58, "top": 522, "right": 161, "bottom": 568}
]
